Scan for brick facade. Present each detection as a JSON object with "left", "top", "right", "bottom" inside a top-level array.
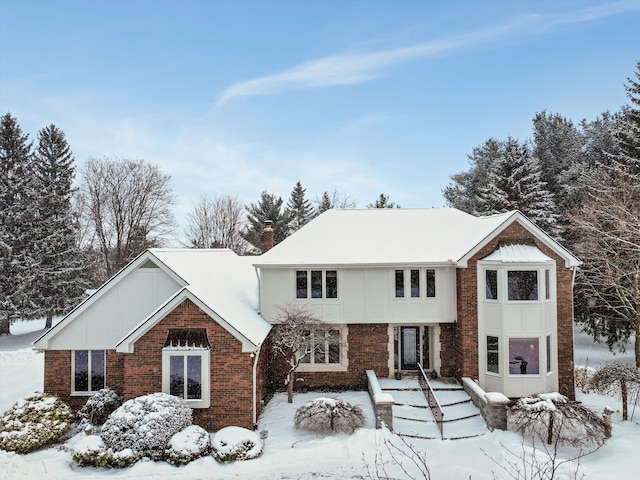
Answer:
[{"left": 453, "top": 221, "right": 575, "bottom": 399}]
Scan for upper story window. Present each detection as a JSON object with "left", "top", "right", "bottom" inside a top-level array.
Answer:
[
  {"left": 73, "top": 350, "right": 105, "bottom": 393},
  {"left": 545, "top": 269, "right": 551, "bottom": 300},
  {"left": 395, "top": 269, "right": 436, "bottom": 298},
  {"left": 507, "top": 271, "right": 538, "bottom": 301},
  {"left": 296, "top": 270, "right": 338, "bottom": 299},
  {"left": 486, "top": 270, "right": 498, "bottom": 300}
]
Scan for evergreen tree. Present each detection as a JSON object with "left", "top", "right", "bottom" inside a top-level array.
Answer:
[
  {"left": 317, "top": 191, "right": 333, "bottom": 215},
  {"left": 243, "top": 190, "right": 290, "bottom": 252},
  {"left": 33, "top": 124, "right": 88, "bottom": 328},
  {"left": 476, "top": 137, "right": 559, "bottom": 237},
  {"left": 0, "top": 113, "right": 38, "bottom": 334},
  {"left": 286, "top": 181, "right": 314, "bottom": 233},
  {"left": 367, "top": 193, "right": 400, "bottom": 208},
  {"left": 314, "top": 188, "right": 356, "bottom": 215}
]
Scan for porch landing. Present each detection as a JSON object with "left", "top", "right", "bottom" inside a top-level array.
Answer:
[{"left": 379, "top": 377, "right": 488, "bottom": 440}]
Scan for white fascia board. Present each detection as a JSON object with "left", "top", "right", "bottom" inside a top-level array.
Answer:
[
  {"left": 116, "top": 288, "right": 265, "bottom": 354},
  {"left": 33, "top": 250, "right": 187, "bottom": 350},
  {"left": 456, "top": 212, "right": 581, "bottom": 269},
  {"left": 253, "top": 262, "right": 456, "bottom": 269}
]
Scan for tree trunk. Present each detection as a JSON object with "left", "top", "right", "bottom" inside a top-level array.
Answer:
[
  {"left": 0, "top": 316, "right": 9, "bottom": 335},
  {"left": 547, "top": 413, "right": 554, "bottom": 445},
  {"left": 287, "top": 370, "right": 294, "bottom": 403},
  {"left": 45, "top": 312, "right": 53, "bottom": 329},
  {"left": 621, "top": 379, "right": 628, "bottom": 421},
  {"left": 635, "top": 317, "right": 639, "bottom": 368}
]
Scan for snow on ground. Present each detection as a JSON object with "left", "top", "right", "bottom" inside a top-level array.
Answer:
[{"left": 0, "top": 319, "right": 638, "bottom": 479}]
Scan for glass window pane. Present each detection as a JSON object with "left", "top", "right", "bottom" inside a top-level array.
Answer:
[
  {"left": 395, "top": 270, "right": 404, "bottom": 298},
  {"left": 508, "top": 271, "right": 538, "bottom": 301},
  {"left": 547, "top": 335, "right": 552, "bottom": 373},
  {"left": 487, "top": 336, "right": 499, "bottom": 373},
  {"left": 545, "top": 269, "right": 550, "bottom": 300},
  {"left": 74, "top": 350, "right": 89, "bottom": 391},
  {"left": 410, "top": 270, "right": 420, "bottom": 297},
  {"left": 426, "top": 269, "right": 436, "bottom": 297},
  {"left": 311, "top": 271, "right": 323, "bottom": 298},
  {"left": 486, "top": 270, "right": 498, "bottom": 300},
  {"left": 187, "top": 356, "right": 202, "bottom": 400},
  {"left": 314, "top": 330, "right": 326, "bottom": 364},
  {"left": 509, "top": 338, "right": 540, "bottom": 375},
  {"left": 326, "top": 270, "right": 338, "bottom": 298},
  {"left": 328, "top": 330, "right": 340, "bottom": 364},
  {"left": 170, "top": 356, "right": 184, "bottom": 397},
  {"left": 91, "top": 350, "right": 105, "bottom": 391},
  {"left": 296, "top": 271, "right": 308, "bottom": 298}
]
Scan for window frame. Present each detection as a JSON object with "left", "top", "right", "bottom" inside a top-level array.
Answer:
[
  {"left": 508, "top": 337, "right": 540, "bottom": 375},
  {"left": 507, "top": 270, "right": 539, "bottom": 301},
  {"left": 162, "top": 349, "right": 211, "bottom": 408},
  {"left": 393, "top": 268, "right": 437, "bottom": 299},
  {"left": 486, "top": 336, "right": 499, "bottom": 374},
  {"left": 296, "top": 270, "right": 339, "bottom": 300},
  {"left": 297, "top": 326, "right": 348, "bottom": 372},
  {"left": 72, "top": 349, "right": 105, "bottom": 395}
]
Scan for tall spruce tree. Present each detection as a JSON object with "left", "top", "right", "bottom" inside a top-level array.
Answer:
[
  {"left": 243, "top": 190, "right": 290, "bottom": 252},
  {"left": 0, "top": 113, "right": 38, "bottom": 334},
  {"left": 476, "top": 137, "right": 559, "bottom": 237},
  {"left": 286, "top": 181, "right": 314, "bottom": 233},
  {"left": 33, "top": 124, "right": 88, "bottom": 328}
]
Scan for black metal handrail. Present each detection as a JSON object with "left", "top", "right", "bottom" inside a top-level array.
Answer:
[{"left": 417, "top": 363, "right": 444, "bottom": 440}]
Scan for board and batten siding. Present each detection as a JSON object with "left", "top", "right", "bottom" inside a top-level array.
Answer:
[
  {"left": 47, "top": 268, "right": 182, "bottom": 349},
  {"left": 259, "top": 266, "right": 457, "bottom": 325}
]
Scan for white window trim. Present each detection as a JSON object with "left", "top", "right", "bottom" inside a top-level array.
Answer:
[
  {"left": 162, "top": 348, "right": 211, "bottom": 408},
  {"left": 71, "top": 349, "right": 106, "bottom": 396},
  {"left": 297, "top": 326, "right": 348, "bottom": 372},
  {"left": 295, "top": 269, "right": 339, "bottom": 300},
  {"left": 392, "top": 268, "right": 437, "bottom": 300}
]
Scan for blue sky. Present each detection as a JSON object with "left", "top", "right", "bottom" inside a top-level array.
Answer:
[{"left": 1, "top": 0, "right": 639, "bottom": 226}]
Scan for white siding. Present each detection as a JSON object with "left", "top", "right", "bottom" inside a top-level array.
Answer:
[
  {"left": 48, "top": 268, "right": 182, "bottom": 349},
  {"left": 259, "top": 266, "right": 457, "bottom": 325}
]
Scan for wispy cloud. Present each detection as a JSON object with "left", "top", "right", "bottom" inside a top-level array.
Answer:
[{"left": 217, "top": 1, "right": 639, "bottom": 104}]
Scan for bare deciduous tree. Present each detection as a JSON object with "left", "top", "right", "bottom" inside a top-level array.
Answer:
[
  {"left": 183, "top": 193, "right": 248, "bottom": 253},
  {"left": 270, "top": 304, "right": 326, "bottom": 403},
  {"left": 590, "top": 362, "right": 640, "bottom": 421},
  {"left": 77, "top": 157, "right": 175, "bottom": 280},
  {"left": 363, "top": 431, "right": 431, "bottom": 480}
]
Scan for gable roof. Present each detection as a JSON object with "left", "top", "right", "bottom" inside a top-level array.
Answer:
[
  {"left": 253, "top": 208, "right": 580, "bottom": 268},
  {"left": 35, "top": 249, "right": 271, "bottom": 352}
]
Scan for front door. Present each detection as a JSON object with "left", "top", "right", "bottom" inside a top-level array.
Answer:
[{"left": 400, "top": 327, "right": 420, "bottom": 370}]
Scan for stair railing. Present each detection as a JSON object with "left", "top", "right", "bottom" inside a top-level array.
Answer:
[{"left": 417, "top": 362, "right": 444, "bottom": 440}]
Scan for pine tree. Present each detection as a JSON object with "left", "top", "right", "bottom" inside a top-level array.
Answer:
[
  {"left": 286, "top": 181, "right": 314, "bottom": 233},
  {"left": 367, "top": 193, "right": 400, "bottom": 208},
  {"left": 243, "top": 190, "right": 290, "bottom": 252},
  {"left": 317, "top": 191, "right": 333, "bottom": 215},
  {"left": 33, "top": 124, "right": 88, "bottom": 328},
  {"left": 0, "top": 113, "right": 38, "bottom": 334},
  {"left": 476, "top": 137, "right": 559, "bottom": 237}
]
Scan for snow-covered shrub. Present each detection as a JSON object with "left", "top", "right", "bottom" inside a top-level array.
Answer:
[
  {"left": 0, "top": 393, "right": 74, "bottom": 453},
  {"left": 590, "top": 362, "right": 640, "bottom": 421},
  {"left": 77, "top": 388, "right": 123, "bottom": 427},
  {"left": 72, "top": 434, "right": 139, "bottom": 468},
  {"left": 294, "top": 397, "right": 366, "bottom": 435},
  {"left": 211, "top": 426, "right": 262, "bottom": 463},
  {"left": 575, "top": 365, "right": 596, "bottom": 393},
  {"left": 101, "top": 393, "right": 192, "bottom": 460},
  {"left": 509, "top": 392, "right": 606, "bottom": 447},
  {"left": 165, "top": 425, "right": 211, "bottom": 466}
]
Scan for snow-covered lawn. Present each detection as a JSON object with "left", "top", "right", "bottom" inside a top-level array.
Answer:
[{"left": 0, "top": 319, "right": 637, "bottom": 479}]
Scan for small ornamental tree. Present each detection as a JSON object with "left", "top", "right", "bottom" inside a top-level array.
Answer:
[
  {"left": 294, "top": 397, "right": 366, "bottom": 435},
  {"left": 509, "top": 393, "right": 607, "bottom": 447},
  {"left": 271, "top": 304, "right": 325, "bottom": 403},
  {"left": 590, "top": 362, "right": 640, "bottom": 420}
]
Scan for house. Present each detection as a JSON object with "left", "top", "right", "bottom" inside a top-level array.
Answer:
[{"left": 34, "top": 208, "right": 580, "bottom": 432}]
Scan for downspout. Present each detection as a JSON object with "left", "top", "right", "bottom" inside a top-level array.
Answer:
[{"left": 252, "top": 343, "right": 262, "bottom": 428}]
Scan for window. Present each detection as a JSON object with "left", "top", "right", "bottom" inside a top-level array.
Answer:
[
  {"left": 296, "top": 270, "right": 338, "bottom": 299},
  {"left": 162, "top": 329, "right": 210, "bottom": 408},
  {"left": 487, "top": 336, "right": 499, "bottom": 373},
  {"left": 426, "top": 269, "right": 436, "bottom": 298},
  {"left": 508, "top": 338, "right": 540, "bottom": 375},
  {"left": 486, "top": 270, "right": 498, "bottom": 300},
  {"left": 73, "top": 350, "right": 105, "bottom": 393},
  {"left": 395, "top": 270, "right": 405, "bottom": 298},
  {"left": 296, "top": 271, "right": 308, "bottom": 298},
  {"left": 507, "top": 271, "right": 538, "bottom": 301},
  {"left": 299, "top": 327, "right": 345, "bottom": 369},
  {"left": 545, "top": 269, "right": 550, "bottom": 300},
  {"left": 546, "top": 335, "right": 552, "bottom": 373},
  {"left": 410, "top": 270, "right": 420, "bottom": 297}
]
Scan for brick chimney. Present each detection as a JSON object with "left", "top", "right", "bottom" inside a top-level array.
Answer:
[{"left": 262, "top": 220, "right": 274, "bottom": 253}]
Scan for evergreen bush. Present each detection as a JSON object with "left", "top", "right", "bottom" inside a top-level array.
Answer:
[
  {"left": 165, "top": 425, "right": 211, "bottom": 466},
  {"left": 72, "top": 434, "right": 139, "bottom": 468},
  {"left": 211, "top": 426, "right": 262, "bottom": 463},
  {"left": 0, "top": 393, "right": 74, "bottom": 453},
  {"left": 77, "top": 388, "right": 123, "bottom": 427}
]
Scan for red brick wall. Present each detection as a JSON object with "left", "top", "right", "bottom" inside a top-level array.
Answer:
[
  {"left": 267, "top": 323, "right": 390, "bottom": 392},
  {"left": 439, "top": 323, "right": 457, "bottom": 378},
  {"left": 454, "top": 220, "right": 575, "bottom": 398}
]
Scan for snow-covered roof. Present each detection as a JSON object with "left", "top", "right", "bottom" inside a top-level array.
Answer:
[
  {"left": 254, "top": 208, "right": 573, "bottom": 267},
  {"left": 139, "top": 249, "right": 271, "bottom": 349},
  {"left": 481, "top": 244, "right": 553, "bottom": 263}
]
